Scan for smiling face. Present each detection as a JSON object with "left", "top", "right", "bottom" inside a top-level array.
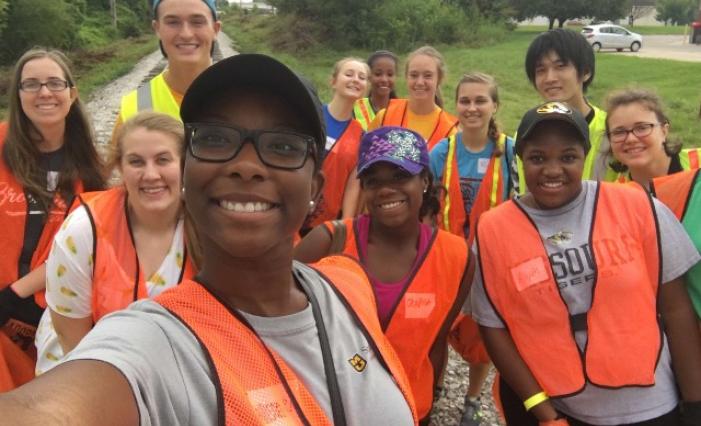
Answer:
[
  {"left": 607, "top": 102, "right": 668, "bottom": 172},
  {"left": 521, "top": 121, "right": 586, "bottom": 209},
  {"left": 331, "top": 60, "right": 368, "bottom": 101},
  {"left": 369, "top": 56, "right": 396, "bottom": 98},
  {"left": 153, "top": 0, "right": 220, "bottom": 68},
  {"left": 406, "top": 54, "right": 439, "bottom": 104},
  {"left": 119, "top": 127, "right": 183, "bottom": 217},
  {"left": 534, "top": 51, "right": 589, "bottom": 106},
  {"left": 184, "top": 89, "right": 322, "bottom": 259},
  {"left": 455, "top": 82, "right": 497, "bottom": 133},
  {"left": 359, "top": 163, "right": 427, "bottom": 228},
  {"left": 19, "top": 57, "right": 76, "bottom": 133}
]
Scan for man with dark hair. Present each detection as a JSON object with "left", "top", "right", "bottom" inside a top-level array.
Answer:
[{"left": 515, "top": 29, "right": 612, "bottom": 192}]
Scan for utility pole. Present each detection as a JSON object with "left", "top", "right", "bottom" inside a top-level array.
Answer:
[{"left": 110, "top": 0, "right": 117, "bottom": 27}]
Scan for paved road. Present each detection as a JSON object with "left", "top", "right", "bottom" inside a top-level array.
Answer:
[{"left": 605, "top": 34, "right": 701, "bottom": 62}]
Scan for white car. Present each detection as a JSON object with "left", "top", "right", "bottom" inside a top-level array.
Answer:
[{"left": 581, "top": 24, "right": 643, "bottom": 52}]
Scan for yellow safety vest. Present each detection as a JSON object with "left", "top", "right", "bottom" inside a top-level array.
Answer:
[
  {"left": 353, "top": 98, "right": 375, "bottom": 131},
  {"left": 119, "top": 71, "right": 181, "bottom": 122},
  {"left": 516, "top": 104, "right": 610, "bottom": 193}
]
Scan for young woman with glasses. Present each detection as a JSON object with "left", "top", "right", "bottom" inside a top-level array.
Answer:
[
  {"left": 0, "top": 48, "right": 106, "bottom": 391},
  {"left": 0, "top": 54, "right": 417, "bottom": 425},
  {"left": 33, "top": 112, "right": 197, "bottom": 375},
  {"left": 605, "top": 88, "right": 700, "bottom": 187}
]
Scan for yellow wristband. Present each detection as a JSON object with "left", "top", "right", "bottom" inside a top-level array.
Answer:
[{"left": 524, "top": 391, "right": 549, "bottom": 411}]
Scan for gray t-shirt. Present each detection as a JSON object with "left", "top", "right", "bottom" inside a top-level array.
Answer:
[
  {"left": 67, "top": 262, "right": 414, "bottom": 426},
  {"left": 470, "top": 180, "right": 701, "bottom": 425}
]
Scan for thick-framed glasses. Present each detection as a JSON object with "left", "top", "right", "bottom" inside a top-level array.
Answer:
[
  {"left": 19, "top": 78, "right": 71, "bottom": 93},
  {"left": 186, "top": 123, "right": 315, "bottom": 170},
  {"left": 608, "top": 122, "right": 660, "bottom": 144}
]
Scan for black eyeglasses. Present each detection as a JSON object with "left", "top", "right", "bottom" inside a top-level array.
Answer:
[
  {"left": 186, "top": 123, "right": 315, "bottom": 170},
  {"left": 19, "top": 78, "right": 71, "bottom": 93},
  {"left": 608, "top": 122, "right": 661, "bottom": 144}
]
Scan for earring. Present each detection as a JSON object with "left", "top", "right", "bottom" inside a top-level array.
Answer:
[
  {"left": 309, "top": 200, "right": 316, "bottom": 211},
  {"left": 180, "top": 187, "right": 186, "bottom": 200},
  {"left": 423, "top": 188, "right": 428, "bottom": 194}
]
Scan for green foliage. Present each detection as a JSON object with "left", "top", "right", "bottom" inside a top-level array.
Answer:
[
  {"left": 510, "top": 0, "right": 630, "bottom": 28},
  {"left": 0, "top": 0, "right": 81, "bottom": 62},
  {"left": 265, "top": 0, "right": 508, "bottom": 51},
  {"left": 0, "top": 0, "right": 9, "bottom": 35},
  {"left": 656, "top": 0, "right": 698, "bottom": 25}
]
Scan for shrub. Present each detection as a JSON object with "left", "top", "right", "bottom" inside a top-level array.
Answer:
[{"left": 0, "top": 0, "right": 80, "bottom": 63}]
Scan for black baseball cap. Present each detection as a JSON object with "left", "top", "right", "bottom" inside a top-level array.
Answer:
[
  {"left": 180, "top": 54, "right": 326, "bottom": 157},
  {"left": 515, "top": 101, "right": 590, "bottom": 156}
]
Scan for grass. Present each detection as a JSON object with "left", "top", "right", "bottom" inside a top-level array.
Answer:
[
  {"left": 223, "top": 13, "right": 701, "bottom": 147},
  {"left": 0, "top": 34, "right": 157, "bottom": 120}
]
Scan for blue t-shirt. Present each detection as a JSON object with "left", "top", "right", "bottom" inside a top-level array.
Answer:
[
  {"left": 430, "top": 133, "right": 515, "bottom": 236},
  {"left": 323, "top": 105, "right": 352, "bottom": 154}
]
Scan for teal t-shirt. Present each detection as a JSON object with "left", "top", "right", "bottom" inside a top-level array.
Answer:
[
  {"left": 683, "top": 174, "right": 701, "bottom": 318},
  {"left": 429, "top": 133, "right": 514, "bottom": 236}
]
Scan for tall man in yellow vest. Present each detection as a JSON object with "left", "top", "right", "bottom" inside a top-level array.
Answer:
[
  {"left": 515, "top": 29, "right": 612, "bottom": 192},
  {"left": 116, "top": 0, "right": 220, "bottom": 128}
]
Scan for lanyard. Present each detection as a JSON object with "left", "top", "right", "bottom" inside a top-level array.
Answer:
[{"left": 223, "top": 272, "right": 348, "bottom": 426}]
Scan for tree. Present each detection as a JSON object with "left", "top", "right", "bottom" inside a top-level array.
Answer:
[
  {"left": 510, "top": 0, "right": 629, "bottom": 28},
  {"left": 0, "top": 0, "right": 80, "bottom": 62},
  {"left": 589, "top": 0, "right": 631, "bottom": 23},
  {"left": 656, "top": 0, "right": 697, "bottom": 25}
]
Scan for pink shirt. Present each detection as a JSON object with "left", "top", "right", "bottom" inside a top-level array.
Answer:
[{"left": 356, "top": 214, "right": 433, "bottom": 326}]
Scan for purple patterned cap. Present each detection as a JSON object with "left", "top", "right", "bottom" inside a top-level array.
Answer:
[{"left": 357, "top": 126, "right": 429, "bottom": 176}]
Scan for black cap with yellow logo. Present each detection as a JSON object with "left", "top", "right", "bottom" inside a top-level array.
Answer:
[{"left": 515, "top": 101, "right": 590, "bottom": 155}]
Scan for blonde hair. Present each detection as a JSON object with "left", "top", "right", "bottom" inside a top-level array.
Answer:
[
  {"left": 455, "top": 72, "right": 502, "bottom": 145},
  {"left": 109, "top": 111, "right": 185, "bottom": 173},
  {"left": 330, "top": 57, "right": 370, "bottom": 97},
  {"left": 405, "top": 46, "right": 447, "bottom": 108}
]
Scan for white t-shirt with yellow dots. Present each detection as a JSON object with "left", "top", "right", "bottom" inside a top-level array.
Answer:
[{"left": 35, "top": 205, "right": 185, "bottom": 374}]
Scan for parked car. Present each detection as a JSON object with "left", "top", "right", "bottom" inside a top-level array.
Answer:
[{"left": 581, "top": 24, "right": 643, "bottom": 52}]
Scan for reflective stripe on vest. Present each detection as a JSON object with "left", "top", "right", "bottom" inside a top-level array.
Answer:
[
  {"left": 304, "top": 120, "right": 364, "bottom": 229},
  {"left": 0, "top": 124, "right": 80, "bottom": 308},
  {"left": 382, "top": 99, "right": 458, "bottom": 149},
  {"left": 517, "top": 105, "right": 611, "bottom": 193},
  {"left": 119, "top": 72, "right": 181, "bottom": 122},
  {"left": 156, "top": 257, "right": 418, "bottom": 425},
  {"left": 439, "top": 133, "right": 507, "bottom": 243},
  {"left": 477, "top": 183, "right": 661, "bottom": 397},
  {"left": 85, "top": 187, "right": 195, "bottom": 321},
  {"left": 325, "top": 218, "right": 467, "bottom": 419},
  {"left": 353, "top": 98, "right": 374, "bottom": 131}
]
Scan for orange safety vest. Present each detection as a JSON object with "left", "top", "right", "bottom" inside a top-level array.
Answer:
[
  {"left": 0, "top": 125, "right": 81, "bottom": 306},
  {"left": 323, "top": 218, "right": 468, "bottom": 419},
  {"left": 438, "top": 133, "right": 509, "bottom": 244},
  {"left": 156, "top": 255, "right": 418, "bottom": 425},
  {"left": 650, "top": 169, "right": 699, "bottom": 220},
  {"left": 305, "top": 120, "right": 364, "bottom": 229},
  {"left": 81, "top": 187, "right": 195, "bottom": 322},
  {"left": 382, "top": 99, "right": 458, "bottom": 149},
  {"left": 477, "top": 183, "right": 662, "bottom": 397}
]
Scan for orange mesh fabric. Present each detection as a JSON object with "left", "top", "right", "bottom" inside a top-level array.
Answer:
[
  {"left": 157, "top": 279, "right": 331, "bottom": 426},
  {"left": 322, "top": 222, "right": 467, "bottom": 419},
  {"left": 311, "top": 255, "right": 419, "bottom": 424}
]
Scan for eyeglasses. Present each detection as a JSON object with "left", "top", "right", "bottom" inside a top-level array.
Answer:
[
  {"left": 19, "top": 78, "right": 71, "bottom": 93},
  {"left": 608, "top": 122, "right": 661, "bottom": 144},
  {"left": 186, "top": 123, "right": 315, "bottom": 170}
]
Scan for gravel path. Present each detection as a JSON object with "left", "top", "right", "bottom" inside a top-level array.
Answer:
[{"left": 82, "top": 31, "right": 502, "bottom": 426}]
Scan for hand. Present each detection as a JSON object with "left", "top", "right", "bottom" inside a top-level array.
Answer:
[
  {"left": 682, "top": 400, "right": 701, "bottom": 426},
  {"left": 0, "top": 286, "right": 22, "bottom": 326}
]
